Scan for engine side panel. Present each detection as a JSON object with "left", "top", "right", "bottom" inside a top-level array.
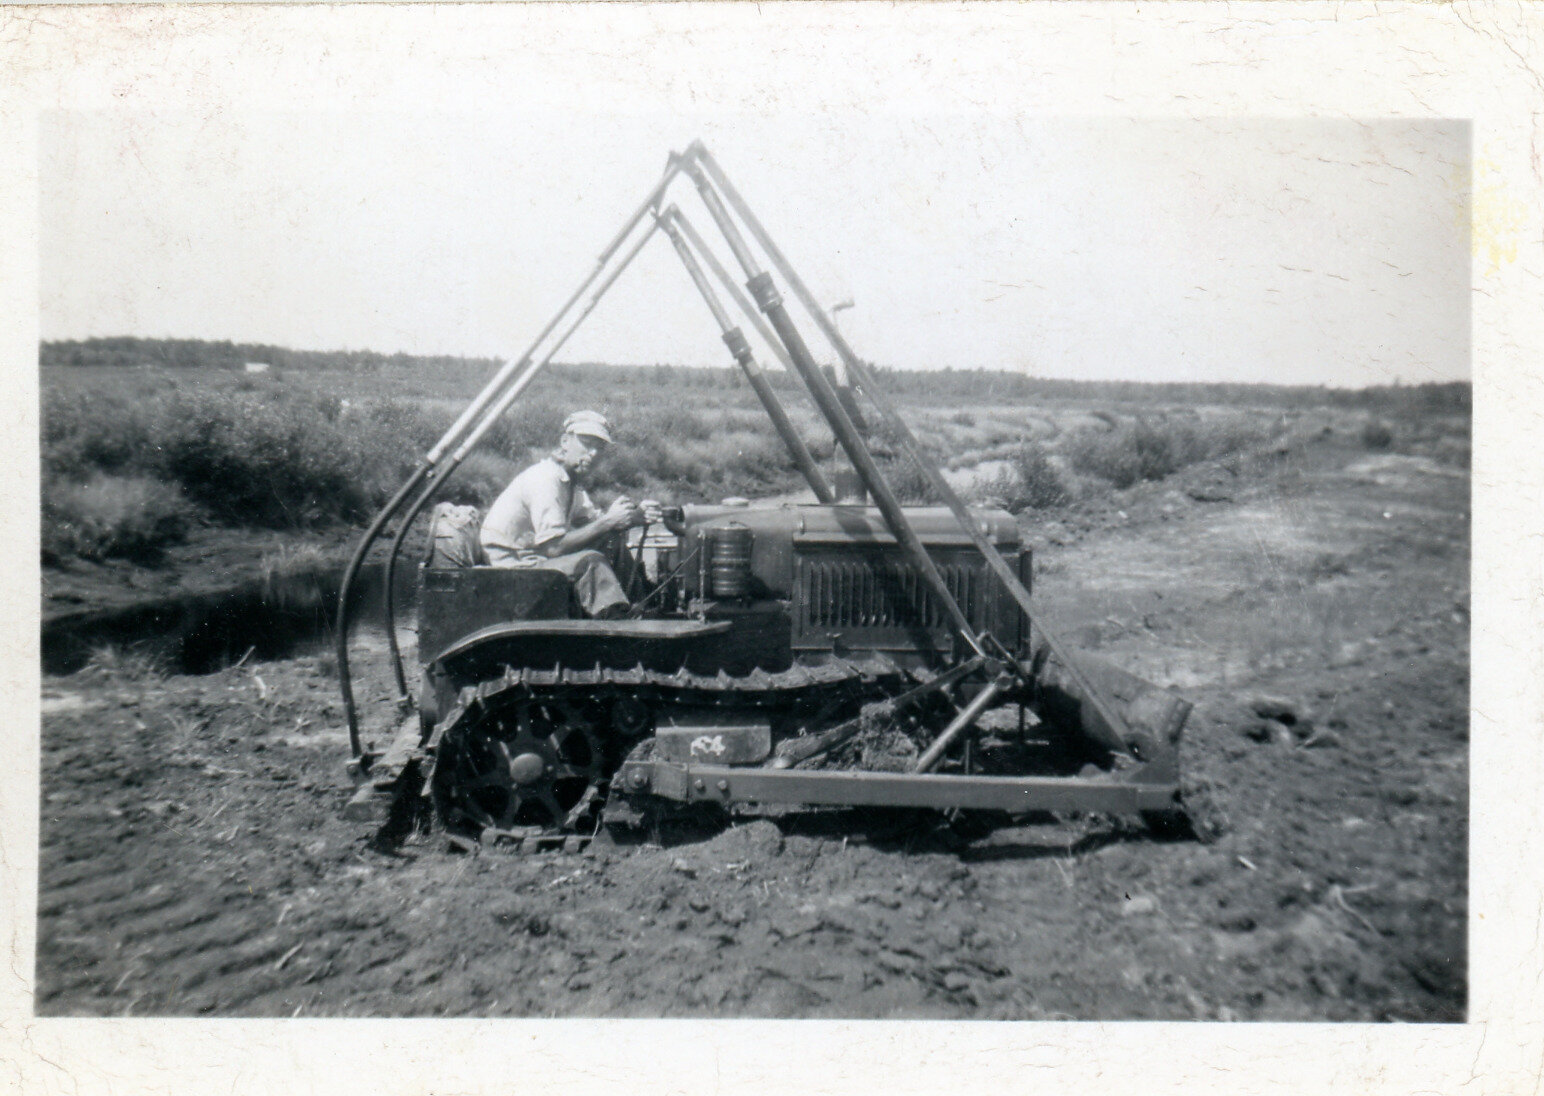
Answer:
[
  {"left": 791, "top": 543, "right": 1032, "bottom": 663},
  {"left": 680, "top": 503, "right": 1022, "bottom": 600}
]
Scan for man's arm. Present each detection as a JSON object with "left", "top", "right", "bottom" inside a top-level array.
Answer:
[{"left": 536, "top": 496, "right": 643, "bottom": 558}]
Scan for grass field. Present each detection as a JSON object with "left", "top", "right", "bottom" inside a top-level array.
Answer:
[{"left": 39, "top": 338, "right": 1470, "bottom": 564}]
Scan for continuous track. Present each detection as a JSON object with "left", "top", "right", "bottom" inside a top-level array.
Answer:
[{"left": 427, "top": 654, "right": 910, "bottom": 837}]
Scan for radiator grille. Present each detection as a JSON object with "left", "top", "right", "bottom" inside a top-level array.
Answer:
[{"left": 796, "top": 556, "right": 983, "bottom": 632}]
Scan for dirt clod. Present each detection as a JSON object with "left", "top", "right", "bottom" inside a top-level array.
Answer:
[
  {"left": 704, "top": 820, "right": 783, "bottom": 861},
  {"left": 1248, "top": 694, "right": 1300, "bottom": 720}
]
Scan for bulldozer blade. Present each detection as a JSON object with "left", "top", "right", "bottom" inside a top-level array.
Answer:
[{"left": 1027, "top": 644, "right": 1191, "bottom": 777}]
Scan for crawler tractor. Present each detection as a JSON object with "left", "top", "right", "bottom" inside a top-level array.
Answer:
[{"left": 338, "top": 142, "right": 1192, "bottom": 847}]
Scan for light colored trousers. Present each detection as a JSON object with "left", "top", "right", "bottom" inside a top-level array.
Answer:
[{"left": 483, "top": 545, "right": 630, "bottom": 618}]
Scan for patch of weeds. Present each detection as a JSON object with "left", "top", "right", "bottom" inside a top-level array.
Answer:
[
  {"left": 256, "top": 543, "right": 338, "bottom": 612},
  {"left": 258, "top": 542, "right": 332, "bottom": 579},
  {"left": 79, "top": 643, "right": 169, "bottom": 683},
  {"left": 41, "top": 473, "right": 196, "bottom": 563}
]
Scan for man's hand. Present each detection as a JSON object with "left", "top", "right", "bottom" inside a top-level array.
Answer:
[
  {"left": 642, "top": 499, "right": 686, "bottom": 534},
  {"left": 603, "top": 495, "right": 645, "bottom": 531}
]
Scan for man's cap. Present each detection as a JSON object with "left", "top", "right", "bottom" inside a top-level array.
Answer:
[{"left": 562, "top": 410, "right": 612, "bottom": 444}]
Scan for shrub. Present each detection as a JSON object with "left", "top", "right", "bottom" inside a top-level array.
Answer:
[
  {"left": 150, "top": 392, "right": 368, "bottom": 526},
  {"left": 566, "top": 415, "right": 814, "bottom": 504},
  {"left": 1007, "top": 441, "right": 1071, "bottom": 509},
  {"left": 1360, "top": 419, "right": 1394, "bottom": 450},
  {"left": 42, "top": 473, "right": 195, "bottom": 562},
  {"left": 966, "top": 442, "right": 1071, "bottom": 513},
  {"left": 123, "top": 390, "right": 457, "bottom": 528},
  {"left": 595, "top": 436, "right": 657, "bottom": 494},
  {"left": 1063, "top": 424, "right": 1144, "bottom": 488},
  {"left": 361, "top": 398, "right": 444, "bottom": 450},
  {"left": 1063, "top": 415, "right": 1269, "bottom": 489},
  {"left": 41, "top": 389, "right": 157, "bottom": 479},
  {"left": 42, "top": 385, "right": 406, "bottom": 530},
  {"left": 443, "top": 451, "right": 520, "bottom": 508},
  {"left": 473, "top": 397, "right": 566, "bottom": 459},
  {"left": 966, "top": 467, "right": 1016, "bottom": 510},
  {"left": 867, "top": 414, "right": 911, "bottom": 454},
  {"left": 623, "top": 404, "right": 713, "bottom": 443},
  {"left": 718, "top": 434, "right": 798, "bottom": 497},
  {"left": 880, "top": 456, "right": 940, "bottom": 504}
]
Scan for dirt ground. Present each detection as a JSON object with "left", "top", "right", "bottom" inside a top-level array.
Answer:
[{"left": 35, "top": 416, "right": 1468, "bottom": 1020}]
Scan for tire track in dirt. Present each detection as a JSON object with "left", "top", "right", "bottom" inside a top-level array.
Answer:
[{"left": 36, "top": 663, "right": 369, "bottom": 1016}]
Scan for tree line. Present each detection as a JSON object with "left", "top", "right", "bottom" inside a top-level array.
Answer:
[{"left": 41, "top": 337, "right": 1469, "bottom": 413}]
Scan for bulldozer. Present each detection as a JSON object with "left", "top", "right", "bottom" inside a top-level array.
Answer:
[{"left": 337, "top": 141, "right": 1193, "bottom": 849}]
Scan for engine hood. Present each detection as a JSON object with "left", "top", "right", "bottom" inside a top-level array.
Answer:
[{"left": 682, "top": 503, "right": 1021, "bottom": 548}]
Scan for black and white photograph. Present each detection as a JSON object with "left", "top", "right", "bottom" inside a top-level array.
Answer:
[{"left": 4, "top": 3, "right": 1540, "bottom": 1093}]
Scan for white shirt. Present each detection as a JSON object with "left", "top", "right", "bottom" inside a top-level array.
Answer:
[{"left": 479, "top": 457, "right": 598, "bottom": 561}]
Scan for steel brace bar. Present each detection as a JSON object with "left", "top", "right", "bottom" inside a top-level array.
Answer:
[
  {"left": 379, "top": 218, "right": 667, "bottom": 704},
  {"left": 678, "top": 153, "right": 991, "bottom": 663},
  {"left": 619, "top": 761, "right": 1179, "bottom": 814},
  {"left": 690, "top": 143, "right": 1138, "bottom": 758},
  {"left": 339, "top": 155, "right": 686, "bottom": 754},
  {"left": 655, "top": 205, "right": 833, "bottom": 503}
]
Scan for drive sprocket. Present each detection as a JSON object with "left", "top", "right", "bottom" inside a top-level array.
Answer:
[{"left": 431, "top": 693, "right": 609, "bottom": 835}]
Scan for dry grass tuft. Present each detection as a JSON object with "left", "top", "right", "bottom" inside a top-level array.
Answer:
[
  {"left": 42, "top": 474, "right": 195, "bottom": 563},
  {"left": 79, "top": 643, "right": 169, "bottom": 682}
]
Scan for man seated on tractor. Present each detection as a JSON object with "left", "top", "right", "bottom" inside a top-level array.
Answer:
[{"left": 479, "top": 410, "right": 676, "bottom": 619}]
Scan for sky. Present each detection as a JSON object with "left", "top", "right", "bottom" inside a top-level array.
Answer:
[{"left": 40, "top": 112, "right": 1469, "bottom": 387}]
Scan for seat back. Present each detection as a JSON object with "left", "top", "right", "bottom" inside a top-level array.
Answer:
[{"left": 417, "top": 565, "right": 573, "bottom": 666}]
